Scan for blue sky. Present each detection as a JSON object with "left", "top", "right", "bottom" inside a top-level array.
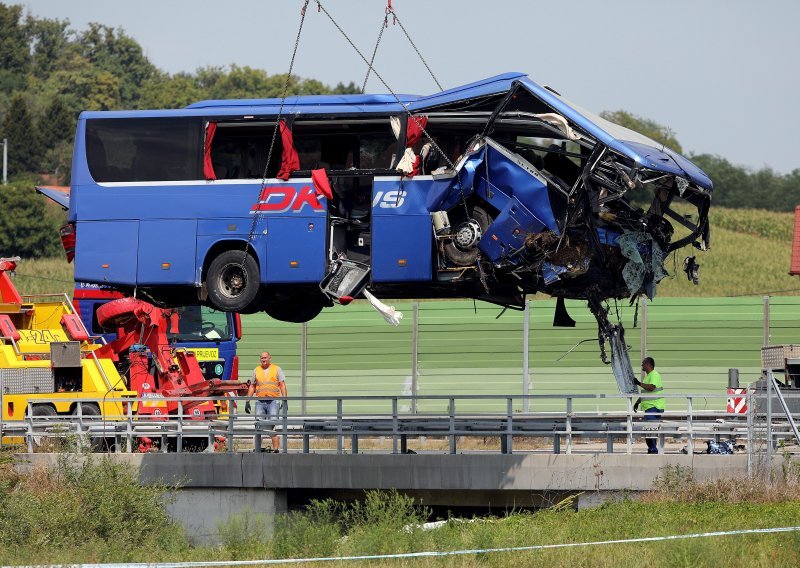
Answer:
[{"left": 19, "top": 0, "right": 800, "bottom": 173}]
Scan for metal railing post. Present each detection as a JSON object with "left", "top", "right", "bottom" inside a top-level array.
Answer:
[
  {"left": 392, "top": 398, "right": 399, "bottom": 454},
  {"left": 177, "top": 401, "right": 184, "bottom": 453},
  {"left": 449, "top": 398, "right": 456, "bottom": 454},
  {"left": 522, "top": 300, "right": 530, "bottom": 412},
  {"left": 336, "top": 398, "right": 343, "bottom": 454},
  {"left": 505, "top": 397, "right": 513, "bottom": 454},
  {"left": 301, "top": 322, "right": 308, "bottom": 415},
  {"left": 626, "top": 396, "right": 633, "bottom": 454},
  {"left": 763, "top": 296, "right": 771, "bottom": 347},
  {"left": 746, "top": 389, "right": 753, "bottom": 477},
  {"left": 686, "top": 396, "right": 694, "bottom": 455},
  {"left": 281, "top": 397, "right": 288, "bottom": 453},
  {"left": 566, "top": 397, "right": 573, "bottom": 454},
  {"left": 766, "top": 371, "right": 773, "bottom": 478},
  {"left": 412, "top": 303, "right": 419, "bottom": 414},
  {"left": 227, "top": 398, "right": 235, "bottom": 452}
]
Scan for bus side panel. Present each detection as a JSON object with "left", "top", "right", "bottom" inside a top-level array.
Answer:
[
  {"left": 372, "top": 216, "right": 432, "bottom": 281},
  {"left": 266, "top": 217, "right": 326, "bottom": 283},
  {"left": 75, "top": 220, "right": 139, "bottom": 285},
  {"left": 372, "top": 178, "right": 432, "bottom": 282},
  {"left": 137, "top": 220, "right": 197, "bottom": 285}
]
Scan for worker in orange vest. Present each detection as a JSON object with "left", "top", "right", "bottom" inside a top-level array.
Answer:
[{"left": 245, "top": 351, "right": 287, "bottom": 452}]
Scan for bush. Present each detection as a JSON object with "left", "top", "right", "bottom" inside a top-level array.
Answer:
[
  {"left": 0, "top": 182, "right": 64, "bottom": 258},
  {"left": 0, "top": 454, "right": 189, "bottom": 564}
]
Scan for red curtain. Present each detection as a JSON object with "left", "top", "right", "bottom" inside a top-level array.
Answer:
[
  {"left": 203, "top": 122, "right": 217, "bottom": 180},
  {"left": 277, "top": 120, "right": 300, "bottom": 180},
  {"left": 311, "top": 168, "right": 333, "bottom": 200},
  {"left": 405, "top": 115, "right": 428, "bottom": 147}
]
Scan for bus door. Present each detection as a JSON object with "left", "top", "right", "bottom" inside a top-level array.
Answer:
[{"left": 371, "top": 176, "right": 432, "bottom": 283}]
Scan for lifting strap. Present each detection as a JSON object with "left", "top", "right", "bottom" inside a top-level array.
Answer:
[
  {"left": 241, "top": 0, "right": 311, "bottom": 265},
  {"left": 362, "top": 0, "right": 443, "bottom": 92}
]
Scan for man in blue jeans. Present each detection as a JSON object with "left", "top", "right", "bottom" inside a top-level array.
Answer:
[
  {"left": 633, "top": 357, "right": 665, "bottom": 454},
  {"left": 245, "top": 352, "right": 287, "bottom": 452}
]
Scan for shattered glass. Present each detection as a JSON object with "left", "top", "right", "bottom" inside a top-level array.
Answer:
[{"left": 617, "top": 231, "right": 667, "bottom": 298}]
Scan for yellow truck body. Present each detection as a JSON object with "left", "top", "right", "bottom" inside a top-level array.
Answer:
[{"left": 0, "top": 294, "right": 136, "bottom": 443}]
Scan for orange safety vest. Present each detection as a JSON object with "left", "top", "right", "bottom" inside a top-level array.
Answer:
[{"left": 254, "top": 365, "right": 282, "bottom": 398}]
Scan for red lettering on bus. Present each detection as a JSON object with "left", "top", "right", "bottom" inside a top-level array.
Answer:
[{"left": 250, "top": 185, "right": 324, "bottom": 213}]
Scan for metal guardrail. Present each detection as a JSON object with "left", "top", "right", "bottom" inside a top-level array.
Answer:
[{"left": 4, "top": 392, "right": 799, "bottom": 464}]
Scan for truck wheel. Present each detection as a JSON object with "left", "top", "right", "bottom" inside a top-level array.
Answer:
[
  {"left": 206, "top": 250, "right": 260, "bottom": 312},
  {"left": 72, "top": 403, "right": 112, "bottom": 451},
  {"left": 30, "top": 405, "right": 57, "bottom": 452},
  {"left": 443, "top": 205, "right": 492, "bottom": 267}
]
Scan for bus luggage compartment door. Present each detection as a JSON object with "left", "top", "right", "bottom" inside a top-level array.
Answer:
[
  {"left": 75, "top": 220, "right": 139, "bottom": 285},
  {"left": 266, "top": 217, "right": 326, "bottom": 283},
  {"left": 137, "top": 220, "right": 197, "bottom": 284}
]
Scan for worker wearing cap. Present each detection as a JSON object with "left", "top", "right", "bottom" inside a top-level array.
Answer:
[
  {"left": 245, "top": 352, "right": 287, "bottom": 452},
  {"left": 633, "top": 356, "right": 665, "bottom": 454}
]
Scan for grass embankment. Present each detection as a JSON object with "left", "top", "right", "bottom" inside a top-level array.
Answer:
[
  {"left": 8, "top": 206, "right": 798, "bottom": 299},
  {"left": 2, "top": 455, "right": 800, "bottom": 567}
]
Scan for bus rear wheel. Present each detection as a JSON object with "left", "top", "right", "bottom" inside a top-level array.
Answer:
[
  {"left": 206, "top": 250, "right": 260, "bottom": 312},
  {"left": 264, "top": 290, "right": 327, "bottom": 323}
]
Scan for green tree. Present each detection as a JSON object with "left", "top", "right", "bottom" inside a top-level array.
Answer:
[
  {"left": 137, "top": 72, "right": 205, "bottom": 109},
  {"left": 1, "top": 93, "right": 41, "bottom": 176},
  {"left": 27, "top": 15, "right": 71, "bottom": 79},
  {"left": 0, "top": 182, "right": 63, "bottom": 257},
  {"left": 37, "top": 97, "right": 74, "bottom": 182},
  {"left": 0, "top": 3, "right": 31, "bottom": 93},
  {"left": 600, "top": 109, "right": 683, "bottom": 154},
  {"left": 38, "top": 97, "right": 73, "bottom": 154},
  {"left": 78, "top": 23, "right": 156, "bottom": 107},
  {"left": 333, "top": 81, "right": 361, "bottom": 95}
]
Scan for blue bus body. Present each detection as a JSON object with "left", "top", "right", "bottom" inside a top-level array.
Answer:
[{"left": 61, "top": 72, "right": 713, "bottom": 391}]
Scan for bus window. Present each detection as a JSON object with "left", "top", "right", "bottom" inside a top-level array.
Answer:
[
  {"left": 86, "top": 117, "right": 202, "bottom": 182},
  {"left": 210, "top": 123, "right": 282, "bottom": 179}
]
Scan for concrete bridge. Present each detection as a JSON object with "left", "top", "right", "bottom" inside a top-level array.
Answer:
[{"left": 19, "top": 452, "right": 755, "bottom": 544}]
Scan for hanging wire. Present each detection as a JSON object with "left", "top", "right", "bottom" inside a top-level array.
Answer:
[
  {"left": 241, "top": 0, "right": 311, "bottom": 267},
  {"left": 362, "top": 10, "right": 389, "bottom": 92},
  {"left": 314, "top": 0, "right": 471, "bottom": 218},
  {"left": 385, "top": 1, "right": 443, "bottom": 91}
]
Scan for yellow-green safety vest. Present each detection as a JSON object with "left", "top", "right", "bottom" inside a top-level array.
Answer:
[{"left": 640, "top": 370, "right": 665, "bottom": 411}]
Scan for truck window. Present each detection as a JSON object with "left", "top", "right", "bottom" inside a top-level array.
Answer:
[
  {"left": 86, "top": 117, "right": 202, "bottom": 182},
  {"left": 167, "top": 305, "right": 232, "bottom": 342}
]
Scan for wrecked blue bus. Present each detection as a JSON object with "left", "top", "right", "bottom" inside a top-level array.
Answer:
[{"left": 58, "top": 72, "right": 712, "bottom": 391}]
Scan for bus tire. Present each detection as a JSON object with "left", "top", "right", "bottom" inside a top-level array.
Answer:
[
  {"left": 206, "top": 250, "right": 260, "bottom": 312},
  {"left": 264, "top": 291, "right": 326, "bottom": 323},
  {"left": 443, "top": 205, "right": 492, "bottom": 267}
]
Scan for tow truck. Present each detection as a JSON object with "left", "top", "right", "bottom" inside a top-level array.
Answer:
[
  {"left": 0, "top": 257, "right": 136, "bottom": 443},
  {"left": 0, "top": 257, "right": 249, "bottom": 451}
]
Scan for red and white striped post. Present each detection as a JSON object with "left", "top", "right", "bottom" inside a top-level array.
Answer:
[{"left": 727, "top": 368, "right": 748, "bottom": 414}]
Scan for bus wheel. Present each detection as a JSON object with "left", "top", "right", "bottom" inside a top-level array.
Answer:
[
  {"left": 443, "top": 205, "right": 492, "bottom": 267},
  {"left": 264, "top": 292, "right": 326, "bottom": 323},
  {"left": 206, "top": 250, "right": 260, "bottom": 312}
]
